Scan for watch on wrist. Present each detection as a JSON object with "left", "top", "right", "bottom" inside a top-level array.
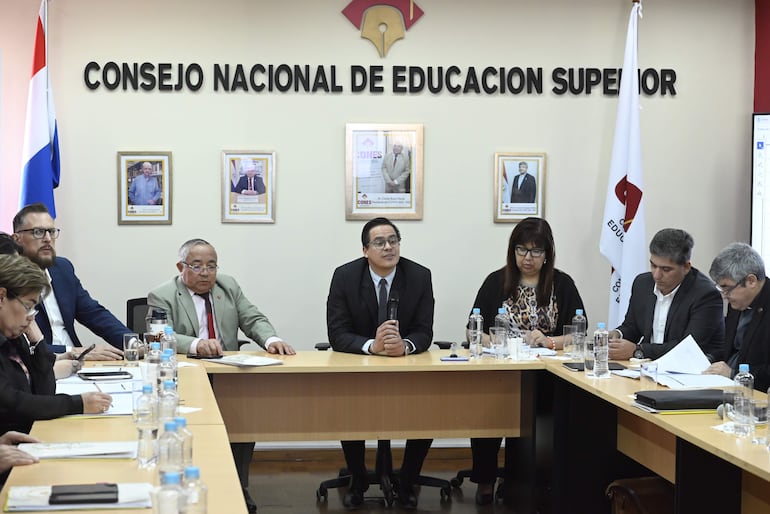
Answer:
[{"left": 633, "top": 344, "right": 644, "bottom": 359}]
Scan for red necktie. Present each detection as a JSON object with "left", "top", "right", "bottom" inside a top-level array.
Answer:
[
  {"left": 196, "top": 293, "right": 216, "bottom": 338},
  {"left": 248, "top": 177, "right": 254, "bottom": 191}
]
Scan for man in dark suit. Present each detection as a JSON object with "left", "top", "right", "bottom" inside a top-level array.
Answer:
[
  {"left": 231, "top": 159, "right": 266, "bottom": 195},
  {"left": 608, "top": 228, "right": 725, "bottom": 361},
  {"left": 326, "top": 217, "right": 434, "bottom": 510},
  {"left": 12, "top": 204, "right": 125, "bottom": 360},
  {"left": 509, "top": 161, "right": 536, "bottom": 203},
  {"left": 705, "top": 243, "right": 770, "bottom": 392}
]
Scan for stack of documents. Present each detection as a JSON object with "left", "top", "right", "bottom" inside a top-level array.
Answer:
[
  {"left": 613, "top": 335, "right": 735, "bottom": 389},
  {"left": 204, "top": 354, "right": 283, "bottom": 367},
  {"left": 5, "top": 483, "right": 152, "bottom": 511},
  {"left": 17, "top": 441, "right": 137, "bottom": 460},
  {"left": 55, "top": 367, "right": 140, "bottom": 416}
]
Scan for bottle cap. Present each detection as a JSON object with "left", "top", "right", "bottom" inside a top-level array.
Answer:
[
  {"left": 164, "top": 380, "right": 175, "bottom": 390},
  {"left": 575, "top": 309, "right": 583, "bottom": 315},
  {"left": 597, "top": 322, "right": 606, "bottom": 329},
  {"left": 184, "top": 466, "right": 200, "bottom": 480},
  {"left": 739, "top": 363, "right": 750, "bottom": 373},
  {"left": 161, "top": 354, "right": 170, "bottom": 362},
  {"left": 151, "top": 342, "right": 161, "bottom": 350},
  {"left": 472, "top": 308, "right": 480, "bottom": 314},
  {"left": 164, "top": 421, "right": 178, "bottom": 432},
  {"left": 163, "top": 471, "right": 181, "bottom": 484},
  {"left": 142, "top": 384, "right": 153, "bottom": 394},
  {"left": 175, "top": 416, "right": 187, "bottom": 428},
  {"left": 164, "top": 326, "right": 174, "bottom": 335},
  {"left": 163, "top": 348, "right": 174, "bottom": 356},
  {"left": 498, "top": 307, "right": 505, "bottom": 314}
]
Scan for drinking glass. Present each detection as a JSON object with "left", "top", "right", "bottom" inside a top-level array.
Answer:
[
  {"left": 751, "top": 398, "right": 768, "bottom": 444},
  {"left": 562, "top": 325, "right": 576, "bottom": 358},
  {"left": 734, "top": 396, "right": 754, "bottom": 437},
  {"left": 507, "top": 332, "right": 522, "bottom": 361},
  {"left": 123, "top": 333, "right": 141, "bottom": 366},
  {"left": 572, "top": 333, "right": 585, "bottom": 361},
  {"left": 488, "top": 327, "right": 505, "bottom": 360}
]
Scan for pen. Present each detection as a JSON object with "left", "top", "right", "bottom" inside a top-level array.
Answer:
[{"left": 659, "top": 410, "right": 716, "bottom": 415}]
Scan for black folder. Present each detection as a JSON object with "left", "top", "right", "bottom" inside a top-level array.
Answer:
[
  {"left": 49, "top": 483, "right": 118, "bottom": 504},
  {"left": 634, "top": 389, "right": 725, "bottom": 410}
]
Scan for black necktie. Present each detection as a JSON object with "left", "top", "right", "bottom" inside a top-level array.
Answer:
[
  {"left": 378, "top": 278, "right": 388, "bottom": 324},
  {"left": 734, "top": 309, "right": 753, "bottom": 351}
]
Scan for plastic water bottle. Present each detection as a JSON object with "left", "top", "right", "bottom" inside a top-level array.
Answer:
[
  {"left": 493, "top": 307, "right": 509, "bottom": 358},
  {"left": 158, "top": 421, "right": 184, "bottom": 476},
  {"left": 144, "top": 342, "right": 162, "bottom": 392},
  {"left": 159, "top": 380, "right": 179, "bottom": 427},
  {"left": 181, "top": 466, "right": 208, "bottom": 514},
  {"left": 162, "top": 349, "right": 179, "bottom": 386},
  {"left": 468, "top": 308, "right": 483, "bottom": 359},
  {"left": 733, "top": 365, "right": 755, "bottom": 436},
  {"left": 152, "top": 471, "right": 185, "bottom": 514},
  {"left": 136, "top": 384, "right": 158, "bottom": 469},
  {"left": 734, "top": 363, "right": 755, "bottom": 398},
  {"left": 592, "top": 322, "right": 610, "bottom": 378},
  {"left": 572, "top": 309, "right": 587, "bottom": 336},
  {"left": 175, "top": 417, "right": 194, "bottom": 468},
  {"left": 161, "top": 327, "right": 178, "bottom": 355},
  {"left": 159, "top": 354, "right": 176, "bottom": 391}
]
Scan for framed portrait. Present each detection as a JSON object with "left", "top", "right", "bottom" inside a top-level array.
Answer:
[
  {"left": 221, "top": 151, "right": 276, "bottom": 223},
  {"left": 345, "top": 123, "right": 424, "bottom": 220},
  {"left": 494, "top": 152, "right": 546, "bottom": 222},
  {"left": 117, "top": 152, "right": 172, "bottom": 225}
]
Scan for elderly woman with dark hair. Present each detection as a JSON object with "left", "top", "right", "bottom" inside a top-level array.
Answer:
[
  {"left": 0, "top": 254, "right": 112, "bottom": 439},
  {"left": 465, "top": 217, "right": 586, "bottom": 505}
]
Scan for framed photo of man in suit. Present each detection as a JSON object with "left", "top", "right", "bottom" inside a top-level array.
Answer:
[
  {"left": 221, "top": 150, "right": 276, "bottom": 223},
  {"left": 345, "top": 123, "right": 424, "bottom": 220},
  {"left": 117, "top": 151, "right": 172, "bottom": 225},
  {"left": 494, "top": 152, "right": 546, "bottom": 222}
]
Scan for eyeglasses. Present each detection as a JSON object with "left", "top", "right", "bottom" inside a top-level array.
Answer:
[
  {"left": 369, "top": 236, "right": 400, "bottom": 250},
  {"left": 514, "top": 245, "right": 545, "bottom": 258},
  {"left": 16, "top": 228, "right": 60, "bottom": 239},
  {"left": 181, "top": 262, "right": 219, "bottom": 274},
  {"left": 12, "top": 297, "right": 38, "bottom": 317},
  {"left": 716, "top": 277, "right": 746, "bottom": 297}
]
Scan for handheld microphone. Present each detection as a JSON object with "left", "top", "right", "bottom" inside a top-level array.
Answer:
[{"left": 387, "top": 297, "right": 399, "bottom": 321}]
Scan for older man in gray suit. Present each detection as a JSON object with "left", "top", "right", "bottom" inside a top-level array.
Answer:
[{"left": 147, "top": 237, "right": 294, "bottom": 513}]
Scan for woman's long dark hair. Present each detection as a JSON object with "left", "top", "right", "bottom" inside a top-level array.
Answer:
[{"left": 503, "top": 217, "right": 556, "bottom": 307}]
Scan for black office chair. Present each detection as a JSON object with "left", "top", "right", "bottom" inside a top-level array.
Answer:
[
  {"left": 314, "top": 342, "right": 452, "bottom": 506},
  {"left": 126, "top": 297, "right": 149, "bottom": 334}
]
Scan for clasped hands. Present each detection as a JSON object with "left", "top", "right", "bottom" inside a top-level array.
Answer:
[{"left": 372, "top": 320, "right": 407, "bottom": 356}]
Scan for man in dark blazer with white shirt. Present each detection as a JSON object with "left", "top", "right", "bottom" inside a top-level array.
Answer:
[
  {"left": 509, "top": 161, "right": 536, "bottom": 203},
  {"left": 12, "top": 204, "right": 125, "bottom": 360},
  {"left": 326, "top": 217, "right": 434, "bottom": 510},
  {"left": 608, "top": 228, "right": 725, "bottom": 362}
]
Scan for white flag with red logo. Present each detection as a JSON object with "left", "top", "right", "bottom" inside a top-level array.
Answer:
[{"left": 599, "top": 2, "right": 647, "bottom": 329}]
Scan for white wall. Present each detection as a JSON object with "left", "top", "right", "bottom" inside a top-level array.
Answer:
[{"left": 0, "top": 0, "right": 755, "bottom": 349}]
